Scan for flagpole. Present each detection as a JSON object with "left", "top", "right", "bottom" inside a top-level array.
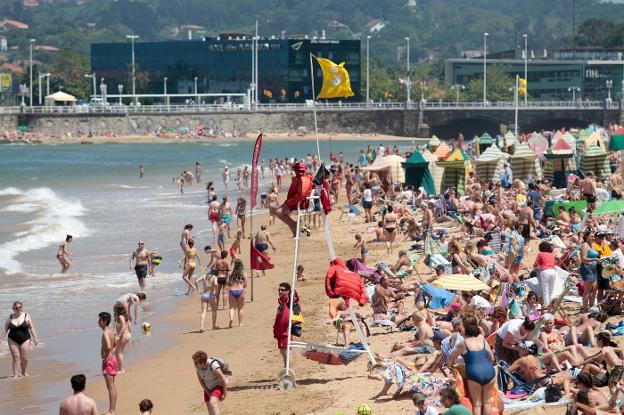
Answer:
[
  {"left": 514, "top": 75, "right": 519, "bottom": 140},
  {"left": 309, "top": 53, "right": 321, "bottom": 161}
]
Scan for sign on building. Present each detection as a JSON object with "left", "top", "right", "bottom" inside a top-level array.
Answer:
[{"left": 0, "top": 73, "right": 11, "bottom": 92}]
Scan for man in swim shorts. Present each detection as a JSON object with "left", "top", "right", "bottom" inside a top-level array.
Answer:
[
  {"left": 220, "top": 196, "right": 232, "bottom": 238},
  {"left": 98, "top": 312, "right": 117, "bottom": 415},
  {"left": 208, "top": 195, "right": 220, "bottom": 239},
  {"left": 254, "top": 225, "right": 275, "bottom": 276},
  {"left": 130, "top": 241, "right": 150, "bottom": 291}
]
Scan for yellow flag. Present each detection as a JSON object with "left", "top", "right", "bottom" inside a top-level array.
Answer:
[
  {"left": 519, "top": 77, "right": 527, "bottom": 96},
  {"left": 315, "top": 56, "right": 354, "bottom": 99}
]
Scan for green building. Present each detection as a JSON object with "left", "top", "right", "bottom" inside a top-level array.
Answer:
[
  {"left": 91, "top": 37, "right": 360, "bottom": 103},
  {"left": 445, "top": 48, "right": 624, "bottom": 101}
]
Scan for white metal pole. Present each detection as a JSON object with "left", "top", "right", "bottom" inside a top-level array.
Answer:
[
  {"left": 405, "top": 37, "right": 410, "bottom": 105},
  {"left": 251, "top": 35, "right": 255, "bottom": 107},
  {"left": 46, "top": 74, "right": 49, "bottom": 97},
  {"left": 366, "top": 36, "right": 370, "bottom": 107},
  {"left": 38, "top": 73, "right": 42, "bottom": 105},
  {"left": 523, "top": 34, "right": 528, "bottom": 105},
  {"left": 255, "top": 20, "right": 259, "bottom": 109},
  {"left": 29, "top": 39, "right": 35, "bottom": 107},
  {"left": 309, "top": 54, "right": 321, "bottom": 159},
  {"left": 284, "top": 202, "right": 303, "bottom": 381},
  {"left": 483, "top": 33, "right": 488, "bottom": 104},
  {"left": 514, "top": 75, "right": 519, "bottom": 139}
]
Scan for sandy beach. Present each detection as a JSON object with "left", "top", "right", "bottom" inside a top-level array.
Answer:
[{"left": 78, "top": 205, "right": 446, "bottom": 414}]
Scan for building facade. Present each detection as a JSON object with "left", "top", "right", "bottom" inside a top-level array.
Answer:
[
  {"left": 91, "top": 37, "right": 361, "bottom": 103},
  {"left": 445, "top": 48, "right": 624, "bottom": 102}
]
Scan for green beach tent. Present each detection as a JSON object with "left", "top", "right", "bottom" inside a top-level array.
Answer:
[
  {"left": 422, "top": 149, "right": 443, "bottom": 195},
  {"left": 610, "top": 127, "right": 624, "bottom": 151},
  {"left": 476, "top": 144, "right": 508, "bottom": 184},
  {"left": 403, "top": 150, "right": 436, "bottom": 195},
  {"left": 477, "top": 132, "right": 494, "bottom": 154},
  {"left": 510, "top": 142, "right": 542, "bottom": 182},
  {"left": 543, "top": 139, "right": 577, "bottom": 189},
  {"left": 580, "top": 144, "right": 610, "bottom": 180}
]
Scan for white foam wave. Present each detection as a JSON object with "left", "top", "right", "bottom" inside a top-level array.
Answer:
[
  {"left": 0, "top": 187, "right": 91, "bottom": 274},
  {"left": 216, "top": 143, "right": 238, "bottom": 147},
  {"left": 118, "top": 185, "right": 150, "bottom": 189}
]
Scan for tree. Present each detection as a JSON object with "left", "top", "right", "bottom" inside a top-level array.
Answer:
[
  {"left": 462, "top": 65, "right": 514, "bottom": 102},
  {"left": 47, "top": 49, "right": 90, "bottom": 99},
  {"left": 126, "top": 64, "right": 151, "bottom": 94}
]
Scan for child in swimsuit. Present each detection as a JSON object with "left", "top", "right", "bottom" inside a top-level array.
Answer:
[
  {"left": 196, "top": 270, "right": 219, "bottom": 331},
  {"left": 229, "top": 231, "right": 242, "bottom": 262},
  {"left": 354, "top": 234, "right": 368, "bottom": 264},
  {"left": 296, "top": 264, "right": 307, "bottom": 282}
]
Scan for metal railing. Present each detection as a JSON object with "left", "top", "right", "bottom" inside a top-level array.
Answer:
[{"left": 0, "top": 100, "right": 620, "bottom": 115}]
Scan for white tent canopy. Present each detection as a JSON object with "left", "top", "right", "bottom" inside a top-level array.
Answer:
[
  {"left": 363, "top": 155, "right": 406, "bottom": 183},
  {"left": 45, "top": 91, "right": 77, "bottom": 106}
]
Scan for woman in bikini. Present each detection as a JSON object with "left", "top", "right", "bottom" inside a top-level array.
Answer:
[
  {"left": 235, "top": 197, "right": 247, "bottom": 236},
  {"left": 182, "top": 239, "right": 200, "bottom": 295},
  {"left": 227, "top": 259, "right": 248, "bottom": 328},
  {"left": 0, "top": 301, "right": 38, "bottom": 377},
  {"left": 56, "top": 234, "right": 73, "bottom": 273},
  {"left": 113, "top": 303, "right": 131, "bottom": 373},
  {"left": 196, "top": 268, "right": 219, "bottom": 331},
  {"left": 383, "top": 204, "right": 398, "bottom": 254},
  {"left": 214, "top": 251, "right": 230, "bottom": 309},
  {"left": 268, "top": 188, "right": 279, "bottom": 226},
  {"left": 537, "top": 313, "right": 589, "bottom": 368}
]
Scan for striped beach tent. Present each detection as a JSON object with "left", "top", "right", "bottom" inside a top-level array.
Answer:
[
  {"left": 527, "top": 133, "right": 549, "bottom": 156},
  {"left": 422, "top": 149, "right": 443, "bottom": 195},
  {"left": 543, "top": 139, "right": 577, "bottom": 188},
  {"left": 584, "top": 131, "right": 606, "bottom": 151},
  {"left": 437, "top": 148, "right": 471, "bottom": 194},
  {"left": 476, "top": 144, "right": 509, "bottom": 184},
  {"left": 433, "top": 141, "right": 451, "bottom": 159},
  {"left": 477, "top": 132, "right": 494, "bottom": 155},
  {"left": 610, "top": 127, "right": 624, "bottom": 151},
  {"left": 580, "top": 144, "right": 610, "bottom": 180},
  {"left": 562, "top": 131, "right": 577, "bottom": 154},
  {"left": 510, "top": 142, "right": 542, "bottom": 182},
  {"left": 501, "top": 131, "right": 519, "bottom": 154},
  {"left": 428, "top": 135, "right": 441, "bottom": 151}
]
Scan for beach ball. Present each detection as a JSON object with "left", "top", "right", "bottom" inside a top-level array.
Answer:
[
  {"left": 142, "top": 322, "right": 151, "bottom": 333},
  {"left": 356, "top": 404, "right": 372, "bottom": 415}
]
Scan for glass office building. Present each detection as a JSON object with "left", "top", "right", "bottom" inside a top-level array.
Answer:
[
  {"left": 91, "top": 37, "right": 361, "bottom": 103},
  {"left": 445, "top": 51, "right": 624, "bottom": 101}
]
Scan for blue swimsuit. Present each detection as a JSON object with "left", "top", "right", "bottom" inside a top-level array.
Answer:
[{"left": 464, "top": 339, "right": 496, "bottom": 385}]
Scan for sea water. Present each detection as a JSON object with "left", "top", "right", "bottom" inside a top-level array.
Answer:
[{"left": 0, "top": 139, "right": 412, "bottom": 413}]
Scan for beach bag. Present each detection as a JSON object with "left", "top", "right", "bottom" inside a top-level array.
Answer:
[
  {"left": 209, "top": 357, "right": 232, "bottom": 376},
  {"left": 544, "top": 383, "right": 562, "bottom": 403}
]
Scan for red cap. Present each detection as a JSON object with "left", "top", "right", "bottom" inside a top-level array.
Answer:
[{"left": 292, "top": 161, "right": 306, "bottom": 172}]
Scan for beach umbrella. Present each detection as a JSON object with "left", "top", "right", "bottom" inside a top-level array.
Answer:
[
  {"left": 592, "top": 200, "right": 624, "bottom": 216},
  {"left": 432, "top": 274, "right": 489, "bottom": 292},
  {"left": 527, "top": 133, "right": 549, "bottom": 156},
  {"left": 610, "top": 127, "right": 624, "bottom": 151},
  {"left": 580, "top": 144, "right": 610, "bottom": 179},
  {"left": 510, "top": 142, "right": 542, "bottom": 182}
]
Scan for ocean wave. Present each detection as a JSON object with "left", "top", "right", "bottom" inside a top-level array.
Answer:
[
  {"left": 117, "top": 185, "right": 150, "bottom": 189},
  {"left": 0, "top": 187, "right": 91, "bottom": 274}
]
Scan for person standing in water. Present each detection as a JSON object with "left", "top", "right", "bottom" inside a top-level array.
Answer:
[
  {"left": 195, "top": 162, "right": 202, "bottom": 183},
  {"left": 180, "top": 224, "right": 193, "bottom": 255},
  {"left": 208, "top": 196, "right": 220, "bottom": 240},
  {"left": 57, "top": 235, "right": 73, "bottom": 273},
  {"left": 130, "top": 241, "right": 150, "bottom": 291},
  {"left": 0, "top": 300, "right": 39, "bottom": 378},
  {"left": 222, "top": 167, "right": 230, "bottom": 193},
  {"left": 98, "top": 312, "right": 117, "bottom": 415},
  {"left": 139, "top": 165, "right": 144, "bottom": 178},
  {"left": 196, "top": 269, "right": 219, "bottom": 332},
  {"left": 113, "top": 303, "right": 131, "bottom": 373}
]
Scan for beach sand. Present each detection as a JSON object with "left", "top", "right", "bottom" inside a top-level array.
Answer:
[{"left": 79, "top": 202, "right": 565, "bottom": 415}]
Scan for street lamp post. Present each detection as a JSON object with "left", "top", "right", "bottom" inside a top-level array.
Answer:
[
  {"left": 118, "top": 84, "right": 123, "bottom": 105},
  {"left": 29, "top": 39, "right": 36, "bottom": 107},
  {"left": 607, "top": 79, "right": 613, "bottom": 102},
  {"left": 84, "top": 73, "right": 96, "bottom": 99},
  {"left": 483, "top": 33, "right": 489, "bottom": 104},
  {"left": 126, "top": 35, "right": 139, "bottom": 104},
  {"left": 100, "top": 77, "right": 107, "bottom": 104},
  {"left": 405, "top": 37, "right": 410, "bottom": 105},
  {"left": 451, "top": 84, "right": 465, "bottom": 103},
  {"left": 568, "top": 86, "right": 580, "bottom": 101},
  {"left": 194, "top": 76, "right": 198, "bottom": 104},
  {"left": 366, "top": 35, "right": 371, "bottom": 107},
  {"left": 420, "top": 81, "right": 427, "bottom": 103},
  {"left": 38, "top": 72, "right": 50, "bottom": 105},
  {"left": 523, "top": 34, "right": 528, "bottom": 105}
]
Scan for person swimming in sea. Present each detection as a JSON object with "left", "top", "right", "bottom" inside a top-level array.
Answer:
[{"left": 57, "top": 235, "right": 73, "bottom": 273}]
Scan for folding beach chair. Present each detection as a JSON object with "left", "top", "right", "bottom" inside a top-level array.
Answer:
[
  {"left": 497, "top": 361, "right": 551, "bottom": 395},
  {"left": 547, "top": 284, "right": 572, "bottom": 321}
]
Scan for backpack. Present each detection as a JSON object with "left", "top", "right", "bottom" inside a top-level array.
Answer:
[{"left": 209, "top": 357, "right": 232, "bottom": 376}]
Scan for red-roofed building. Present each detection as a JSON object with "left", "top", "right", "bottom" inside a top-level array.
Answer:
[
  {"left": 35, "top": 45, "right": 60, "bottom": 52},
  {"left": 0, "top": 63, "right": 24, "bottom": 74},
  {"left": 24, "top": 0, "right": 40, "bottom": 7},
  {"left": 0, "top": 19, "right": 29, "bottom": 30}
]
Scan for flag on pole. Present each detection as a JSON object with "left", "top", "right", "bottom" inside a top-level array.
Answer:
[
  {"left": 250, "top": 133, "right": 263, "bottom": 209},
  {"left": 314, "top": 56, "right": 355, "bottom": 99},
  {"left": 250, "top": 241, "right": 274, "bottom": 270},
  {"left": 519, "top": 77, "right": 527, "bottom": 96}
]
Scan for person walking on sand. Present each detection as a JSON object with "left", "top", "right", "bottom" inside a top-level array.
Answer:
[
  {"left": 98, "top": 312, "right": 117, "bottom": 415},
  {"left": 219, "top": 197, "right": 232, "bottom": 238},
  {"left": 59, "top": 374, "right": 98, "bottom": 415},
  {"left": 182, "top": 239, "right": 201, "bottom": 295},
  {"left": 274, "top": 282, "right": 300, "bottom": 366},
  {"left": 268, "top": 188, "right": 280, "bottom": 226},
  {"left": 196, "top": 269, "right": 219, "bottom": 332},
  {"left": 208, "top": 196, "right": 220, "bottom": 239},
  {"left": 57, "top": 235, "right": 73, "bottom": 273},
  {"left": 227, "top": 259, "right": 247, "bottom": 328},
  {"left": 138, "top": 165, "right": 144, "bottom": 179},
  {"left": 130, "top": 241, "right": 150, "bottom": 291},
  {"left": 192, "top": 351, "right": 228, "bottom": 415},
  {"left": 235, "top": 198, "right": 247, "bottom": 236},
  {"left": 0, "top": 300, "right": 39, "bottom": 378},
  {"left": 229, "top": 231, "right": 242, "bottom": 262},
  {"left": 254, "top": 225, "right": 276, "bottom": 277},
  {"left": 214, "top": 251, "right": 230, "bottom": 310},
  {"left": 113, "top": 304, "right": 131, "bottom": 374}
]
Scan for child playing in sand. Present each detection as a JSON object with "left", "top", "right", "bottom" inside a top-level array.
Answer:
[
  {"left": 296, "top": 264, "right": 307, "bottom": 281},
  {"left": 354, "top": 234, "right": 368, "bottom": 264}
]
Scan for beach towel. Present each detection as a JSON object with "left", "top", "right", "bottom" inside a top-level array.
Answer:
[
  {"left": 346, "top": 258, "right": 382, "bottom": 284},
  {"left": 250, "top": 241, "right": 275, "bottom": 270}
]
